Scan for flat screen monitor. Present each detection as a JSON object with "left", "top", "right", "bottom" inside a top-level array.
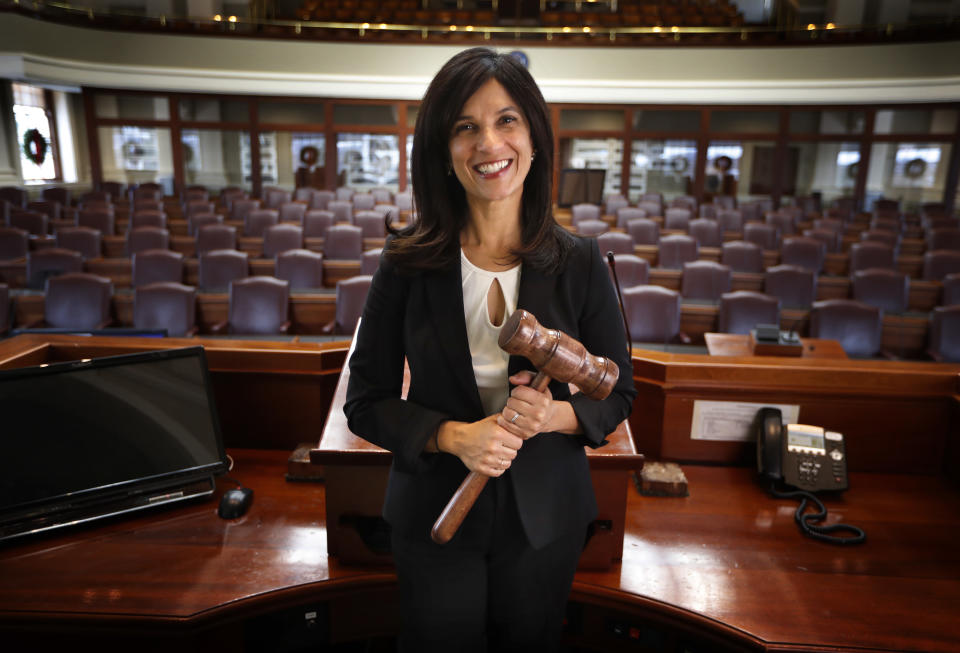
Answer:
[{"left": 0, "top": 346, "right": 228, "bottom": 543}]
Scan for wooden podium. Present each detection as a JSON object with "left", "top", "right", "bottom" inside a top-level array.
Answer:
[{"left": 311, "top": 348, "right": 643, "bottom": 570}]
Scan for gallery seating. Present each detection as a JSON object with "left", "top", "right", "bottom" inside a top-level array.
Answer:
[
  {"left": 25, "top": 248, "right": 83, "bottom": 289},
  {"left": 324, "top": 275, "right": 372, "bottom": 336},
  {"left": 927, "top": 305, "right": 960, "bottom": 362},
  {"left": 809, "top": 299, "right": 884, "bottom": 358},
  {"left": 851, "top": 268, "right": 910, "bottom": 314},
  {"left": 132, "top": 249, "right": 185, "bottom": 287},
  {"left": 717, "top": 290, "right": 781, "bottom": 335},
  {"left": 198, "top": 249, "right": 249, "bottom": 291},
  {"left": 40, "top": 272, "right": 113, "bottom": 330},
  {"left": 55, "top": 226, "right": 102, "bottom": 260},
  {"left": 275, "top": 249, "right": 325, "bottom": 289},
  {"left": 213, "top": 276, "right": 291, "bottom": 335},
  {"left": 133, "top": 281, "right": 197, "bottom": 337},
  {"left": 621, "top": 285, "right": 684, "bottom": 344},
  {"left": 764, "top": 264, "right": 817, "bottom": 309},
  {"left": 680, "top": 260, "right": 732, "bottom": 301}
]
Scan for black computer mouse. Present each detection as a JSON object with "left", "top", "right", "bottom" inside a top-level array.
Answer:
[{"left": 218, "top": 487, "right": 253, "bottom": 519}]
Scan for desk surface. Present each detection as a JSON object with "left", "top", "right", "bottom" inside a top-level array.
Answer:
[
  {"left": 1, "top": 449, "right": 958, "bottom": 652},
  {"left": 704, "top": 332, "right": 849, "bottom": 359}
]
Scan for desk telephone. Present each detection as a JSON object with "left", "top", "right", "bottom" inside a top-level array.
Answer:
[
  {"left": 756, "top": 407, "right": 848, "bottom": 492},
  {"left": 754, "top": 408, "right": 864, "bottom": 545}
]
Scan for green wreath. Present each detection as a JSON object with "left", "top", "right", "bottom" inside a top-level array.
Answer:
[{"left": 22, "top": 128, "right": 48, "bottom": 166}]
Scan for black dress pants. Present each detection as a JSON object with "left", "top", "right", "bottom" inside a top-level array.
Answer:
[{"left": 390, "top": 474, "right": 587, "bottom": 653}]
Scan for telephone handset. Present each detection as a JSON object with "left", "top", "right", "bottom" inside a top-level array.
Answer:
[
  {"left": 754, "top": 408, "right": 864, "bottom": 544},
  {"left": 756, "top": 407, "right": 848, "bottom": 492}
]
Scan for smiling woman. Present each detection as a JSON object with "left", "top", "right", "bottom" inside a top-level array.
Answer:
[{"left": 343, "top": 47, "right": 636, "bottom": 653}]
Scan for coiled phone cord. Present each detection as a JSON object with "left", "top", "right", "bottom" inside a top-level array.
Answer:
[{"left": 770, "top": 485, "right": 866, "bottom": 545}]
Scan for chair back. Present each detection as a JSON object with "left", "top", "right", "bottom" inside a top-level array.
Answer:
[
  {"left": 352, "top": 193, "right": 376, "bottom": 211},
  {"left": 188, "top": 212, "right": 223, "bottom": 236},
  {"left": 28, "top": 200, "right": 61, "bottom": 221},
  {"left": 275, "top": 249, "right": 324, "bottom": 290},
  {"left": 663, "top": 207, "right": 692, "bottom": 231},
  {"left": 765, "top": 211, "right": 796, "bottom": 237},
  {"left": 198, "top": 249, "right": 249, "bottom": 291},
  {"left": 688, "top": 218, "right": 722, "bottom": 248},
  {"left": 0, "top": 227, "right": 29, "bottom": 260},
  {"left": 809, "top": 299, "right": 883, "bottom": 358},
  {"left": 942, "top": 272, "right": 960, "bottom": 306},
  {"left": 333, "top": 275, "right": 373, "bottom": 335},
  {"left": 626, "top": 218, "right": 659, "bottom": 246},
  {"left": 927, "top": 228, "right": 960, "bottom": 252},
  {"left": 44, "top": 272, "right": 113, "bottom": 330},
  {"left": 10, "top": 210, "right": 48, "bottom": 236},
  {"left": 681, "top": 260, "right": 732, "bottom": 301},
  {"left": 636, "top": 200, "right": 661, "bottom": 217},
  {"left": 657, "top": 234, "right": 698, "bottom": 269},
  {"left": 185, "top": 200, "right": 215, "bottom": 218},
  {"left": 55, "top": 226, "right": 102, "bottom": 260},
  {"left": 852, "top": 268, "right": 909, "bottom": 314},
  {"left": 781, "top": 236, "right": 826, "bottom": 273},
  {"left": 324, "top": 225, "right": 364, "bottom": 261},
  {"left": 230, "top": 198, "right": 261, "bottom": 222},
  {"left": 77, "top": 208, "right": 115, "bottom": 235},
  {"left": 354, "top": 210, "right": 387, "bottom": 239},
  {"left": 309, "top": 190, "right": 335, "bottom": 211},
  {"left": 615, "top": 207, "right": 646, "bottom": 230},
  {"left": 720, "top": 240, "right": 763, "bottom": 273},
  {"left": 577, "top": 219, "right": 609, "bottom": 236},
  {"left": 622, "top": 285, "right": 681, "bottom": 343},
  {"left": 764, "top": 264, "right": 817, "bottom": 309},
  {"left": 0, "top": 283, "right": 8, "bottom": 334},
  {"left": 605, "top": 196, "right": 629, "bottom": 217},
  {"left": 127, "top": 227, "right": 170, "bottom": 256},
  {"left": 245, "top": 209, "right": 279, "bottom": 238},
  {"left": 848, "top": 241, "right": 896, "bottom": 274},
  {"left": 262, "top": 224, "right": 304, "bottom": 258},
  {"left": 42, "top": 187, "right": 71, "bottom": 206},
  {"left": 132, "top": 249, "right": 184, "bottom": 287},
  {"left": 608, "top": 254, "right": 649, "bottom": 290},
  {"left": 304, "top": 210, "right": 335, "bottom": 238},
  {"left": 361, "top": 248, "right": 383, "bottom": 276},
  {"left": 596, "top": 232, "right": 634, "bottom": 256},
  {"left": 196, "top": 224, "right": 237, "bottom": 255},
  {"left": 279, "top": 202, "right": 307, "bottom": 224},
  {"left": 130, "top": 210, "right": 167, "bottom": 231},
  {"left": 133, "top": 282, "right": 196, "bottom": 337},
  {"left": 717, "top": 209, "right": 743, "bottom": 233},
  {"left": 264, "top": 188, "right": 292, "bottom": 209},
  {"left": 328, "top": 200, "right": 354, "bottom": 224},
  {"left": 335, "top": 187, "right": 355, "bottom": 202},
  {"left": 228, "top": 276, "right": 290, "bottom": 335},
  {"left": 802, "top": 228, "right": 841, "bottom": 253},
  {"left": 26, "top": 248, "right": 83, "bottom": 289},
  {"left": 718, "top": 291, "right": 781, "bottom": 335},
  {"left": 928, "top": 305, "right": 960, "bottom": 362},
  {"left": 571, "top": 203, "right": 601, "bottom": 226},
  {"left": 743, "top": 223, "right": 779, "bottom": 250}
]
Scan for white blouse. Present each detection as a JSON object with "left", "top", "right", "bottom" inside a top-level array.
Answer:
[{"left": 460, "top": 249, "right": 521, "bottom": 417}]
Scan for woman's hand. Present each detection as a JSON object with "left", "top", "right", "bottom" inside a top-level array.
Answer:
[
  {"left": 436, "top": 415, "right": 523, "bottom": 477},
  {"left": 497, "top": 371, "right": 583, "bottom": 438}
]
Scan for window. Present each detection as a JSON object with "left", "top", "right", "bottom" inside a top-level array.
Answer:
[
  {"left": 181, "top": 128, "right": 250, "bottom": 192},
  {"left": 337, "top": 133, "right": 400, "bottom": 190},
  {"left": 13, "top": 83, "right": 58, "bottom": 182},
  {"left": 629, "top": 139, "right": 697, "bottom": 202}
]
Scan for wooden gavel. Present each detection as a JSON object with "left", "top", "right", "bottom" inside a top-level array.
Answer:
[{"left": 430, "top": 309, "right": 619, "bottom": 544}]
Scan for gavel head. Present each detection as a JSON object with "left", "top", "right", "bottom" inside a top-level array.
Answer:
[{"left": 498, "top": 309, "right": 619, "bottom": 400}]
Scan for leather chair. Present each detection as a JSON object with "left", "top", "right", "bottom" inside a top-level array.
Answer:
[
  {"left": 717, "top": 209, "right": 744, "bottom": 234},
  {"left": 328, "top": 200, "right": 354, "bottom": 225},
  {"left": 869, "top": 217, "right": 902, "bottom": 233},
  {"left": 688, "top": 218, "right": 722, "bottom": 248},
  {"left": 127, "top": 227, "right": 170, "bottom": 256},
  {"left": 0, "top": 227, "right": 29, "bottom": 260},
  {"left": 743, "top": 223, "right": 779, "bottom": 250},
  {"left": 361, "top": 248, "right": 383, "bottom": 276},
  {"left": 670, "top": 195, "right": 697, "bottom": 213},
  {"left": 265, "top": 188, "right": 292, "bottom": 209},
  {"left": 304, "top": 210, "right": 335, "bottom": 238},
  {"left": 605, "top": 195, "right": 629, "bottom": 217},
  {"left": 213, "top": 276, "right": 290, "bottom": 335},
  {"left": 927, "top": 305, "right": 960, "bottom": 362},
  {"left": 309, "top": 190, "right": 335, "bottom": 211},
  {"left": 196, "top": 224, "right": 238, "bottom": 255},
  {"left": 42, "top": 273, "right": 113, "bottom": 330},
  {"left": 927, "top": 228, "right": 960, "bottom": 252},
  {"left": 352, "top": 193, "right": 376, "bottom": 211},
  {"left": 765, "top": 211, "right": 796, "bottom": 237},
  {"left": 718, "top": 291, "right": 781, "bottom": 335},
  {"left": 942, "top": 272, "right": 960, "bottom": 305},
  {"left": 354, "top": 210, "right": 387, "bottom": 239},
  {"left": 80, "top": 190, "right": 111, "bottom": 205},
  {"left": 335, "top": 187, "right": 355, "bottom": 202},
  {"left": 0, "top": 187, "right": 27, "bottom": 209},
  {"left": 55, "top": 226, "right": 102, "bottom": 260},
  {"left": 803, "top": 228, "right": 842, "bottom": 253},
  {"left": 132, "top": 249, "right": 185, "bottom": 287},
  {"left": 184, "top": 200, "right": 216, "bottom": 218},
  {"left": 681, "top": 260, "right": 732, "bottom": 301},
  {"left": 77, "top": 208, "right": 115, "bottom": 236},
  {"left": 188, "top": 212, "right": 223, "bottom": 237},
  {"left": 219, "top": 187, "right": 248, "bottom": 212},
  {"left": 615, "top": 207, "right": 646, "bottom": 230},
  {"left": 626, "top": 218, "right": 660, "bottom": 246},
  {"left": 596, "top": 232, "right": 634, "bottom": 256},
  {"left": 570, "top": 203, "right": 601, "bottom": 227},
  {"left": 860, "top": 229, "right": 901, "bottom": 252},
  {"left": 42, "top": 187, "right": 71, "bottom": 206},
  {"left": 133, "top": 282, "right": 197, "bottom": 337},
  {"left": 781, "top": 236, "right": 826, "bottom": 274},
  {"left": 28, "top": 200, "right": 62, "bottom": 222},
  {"left": 714, "top": 195, "right": 736, "bottom": 210},
  {"left": 293, "top": 188, "right": 316, "bottom": 204},
  {"left": 764, "top": 264, "right": 817, "bottom": 309},
  {"left": 621, "top": 285, "right": 685, "bottom": 344},
  {"left": 607, "top": 254, "right": 649, "bottom": 290},
  {"left": 182, "top": 187, "right": 210, "bottom": 203},
  {"left": 262, "top": 224, "right": 304, "bottom": 258},
  {"left": 9, "top": 210, "right": 48, "bottom": 236},
  {"left": 852, "top": 268, "right": 909, "bottom": 314},
  {"left": 739, "top": 202, "right": 763, "bottom": 223},
  {"left": 577, "top": 219, "right": 609, "bottom": 236},
  {"left": 394, "top": 190, "right": 413, "bottom": 212},
  {"left": 813, "top": 218, "right": 844, "bottom": 234},
  {"left": 323, "top": 225, "right": 364, "bottom": 261},
  {"left": 130, "top": 185, "right": 162, "bottom": 203},
  {"left": 245, "top": 209, "right": 279, "bottom": 238},
  {"left": 874, "top": 198, "right": 899, "bottom": 214},
  {"left": 922, "top": 250, "right": 960, "bottom": 281},
  {"left": 809, "top": 299, "right": 884, "bottom": 358},
  {"left": 99, "top": 181, "right": 124, "bottom": 199},
  {"left": 132, "top": 200, "right": 163, "bottom": 214},
  {"left": 371, "top": 188, "right": 394, "bottom": 205},
  {"left": 664, "top": 207, "right": 692, "bottom": 231},
  {"left": 198, "top": 249, "right": 249, "bottom": 291},
  {"left": 0, "top": 282, "right": 8, "bottom": 335},
  {"left": 275, "top": 249, "right": 324, "bottom": 290},
  {"left": 129, "top": 210, "right": 167, "bottom": 231},
  {"left": 848, "top": 241, "right": 896, "bottom": 274},
  {"left": 720, "top": 240, "right": 763, "bottom": 274},
  {"left": 636, "top": 200, "right": 661, "bottom": 218},
  {"left": 698, "top": 203, "right": 717, "bottom": 220},
  {"left": 230, "top": 198, "right": 262, "bottom": 223},
  {"left": 324, "top": 275, "right": 372, "bottom": 336},
  {"left": 279, "top": 202, "right": 307, "bottom": 224},
  {"left": 26, "top": 248, "right": 83, "bottom": 289},
  {"left": 657, "top": 234, "right": 698, "bottom": 270}
]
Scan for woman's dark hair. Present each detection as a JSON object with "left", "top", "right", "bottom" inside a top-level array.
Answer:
[{"left": 386, "top": 47, "right": 572, "bottom": 272}]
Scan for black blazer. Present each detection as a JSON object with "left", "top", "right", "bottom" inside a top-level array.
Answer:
[{"left": 344, "top": 232, "right": 636, "bottom": 549}]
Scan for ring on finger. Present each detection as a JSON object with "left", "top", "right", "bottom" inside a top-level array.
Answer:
[
  {"left": 509, "top": 411, "right": 520, "bottom": 424},
  {"left": 499, "top": 458, "right": 505, "bottom": 468}
]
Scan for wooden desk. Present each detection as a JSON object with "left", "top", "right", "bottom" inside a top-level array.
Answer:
[
  {"left": 704, "top": 332, "right": 848, "bottom": 359},
  {"left": 0, "top": 336, "right": 958, "bottom": 652}
]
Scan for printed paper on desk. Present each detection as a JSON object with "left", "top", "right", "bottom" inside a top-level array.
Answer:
[{"left": 691, "top": 400, "right": 800, "bottom": 442}]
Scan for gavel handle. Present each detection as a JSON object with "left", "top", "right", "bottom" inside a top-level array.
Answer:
[{"left": 430, "top": 370, "right": 551, "bottom": 544}]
